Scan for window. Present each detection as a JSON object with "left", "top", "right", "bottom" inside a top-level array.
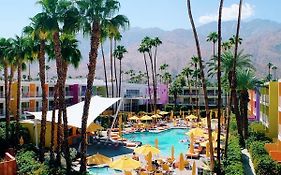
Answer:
[{"left": 125, "top": 89, "right": 140, "bottom": 98}]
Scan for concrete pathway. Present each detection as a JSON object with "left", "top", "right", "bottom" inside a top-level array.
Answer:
[{"left": 241, "top": 149, "right": 256, "bottom": 175}]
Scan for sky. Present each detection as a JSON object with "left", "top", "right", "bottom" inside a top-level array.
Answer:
[{"left": 0, "top": 0, "right": 281, "bottom": 38}]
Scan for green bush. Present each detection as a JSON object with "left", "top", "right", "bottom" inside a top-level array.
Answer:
[
  {"left": 224, "top": 135, "right": 244, "bottom": 175},
  {"left": 248, "top": 141, "right": 281, "bottom": 175}
]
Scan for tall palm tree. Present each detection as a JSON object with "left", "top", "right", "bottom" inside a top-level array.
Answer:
[
  {"left": 0, "top": 38, "right": 13, "bottom": 141},
  {"left": 138, "top": 42, "right": 153, "bottom": 111},
  {"left": 191, "top": 56, "right": 199, "bottom": 118},
  {"left": 100, "top": 29, "right": 109, "bottom": 97},
  {"left": 113, "top": 45, "right": 127, "bottom": 97},
  {"left": 216, "top": 0, "right": 224, "bottom": 171},
  {"left": 221, "top": 41, "right": 232, "bottom": 51},
  {"left": 181, "top": 67, "right": 193, "bottom": 109},
  {"left": 206, "top": 32, "right": 218, "bottom": 57},
  {"left": 237, "top": 69, "right": 261, "bottom": 139},
  {"left": 9, "top": 36, "right": 29, "bottom": 145},
  {"left": 186, "top": 0, "right": 215, "bottom": 170},
  {"left": 23, "top": 14, "right": 49, "bottom": 162},
  {"left": 76, "top": 0, "right": 129, "bottom": 172},
  {"left": 151, "top": 37, "right": 162, "bottom": 103},
  {"left": 267, "top": 62, "right": 273, "bottom": 81},
  {"left": 230, "top": 0, "right": 245, "bottom": 147},
  {"left": 159, "top": 63, "right": 168, "bottom": 83},
  {"left": 36, "top": 0, "right": 80, "bottom": 169}
]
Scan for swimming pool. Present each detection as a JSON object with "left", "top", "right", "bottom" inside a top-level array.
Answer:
[
  {"left": 123, "top": 128, "right": 190, "bottom": 158},
  {"left": 88, "top": 166, "right": 122, "bottom": 175}
]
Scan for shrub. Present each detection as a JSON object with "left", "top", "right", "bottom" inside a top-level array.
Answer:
[{"left": 224, "top": 135, "right": 244, "bottom": 175}]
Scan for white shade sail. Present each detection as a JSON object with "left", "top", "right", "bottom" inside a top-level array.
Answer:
[{"left": 27, "top": 96, "right": 121, "bottom": 128}]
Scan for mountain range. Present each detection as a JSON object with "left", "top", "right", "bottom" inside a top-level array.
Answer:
[{"left": 26, "top": 19, "right": 281, "bottom": 81}]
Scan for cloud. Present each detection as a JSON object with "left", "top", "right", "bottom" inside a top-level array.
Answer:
[{"left": 199, "top": 3, "right": 254, "bottom": 24}]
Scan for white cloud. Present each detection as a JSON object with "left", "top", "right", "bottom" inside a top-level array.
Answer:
[{"left": 199, "top": 3, "right": 255, "bottom": 24}]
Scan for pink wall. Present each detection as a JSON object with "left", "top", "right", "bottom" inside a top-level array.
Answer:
[{"left": 146, "top": 84, "right": 169, "bottom": 105}]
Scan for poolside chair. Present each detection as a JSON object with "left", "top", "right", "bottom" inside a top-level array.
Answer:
[{"left": 155, "top": 173, "right": 163, "bottom": 175}]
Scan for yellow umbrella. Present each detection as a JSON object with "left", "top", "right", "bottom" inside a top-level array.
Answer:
[
  {"left": 146, "top": 151, "right": 153, "bottom": 171},
  {"left": 186, "top": 128, "right": 205, "bottom": 137},
  {"left": 178, "top": 153, "right": 185, "bottom": 171},
  {"left": 206, "top": 142, "right": 210, "bottom": 158},
  {"left": 155, "top": 138, "right": 159, "bottom": 149},
  {"left": 140, "top": 115, "right": 153, "bottom": 121},
  {"left": 134, "top": 144, "right": 160, "bottom": 155},
  {"left": 170, "top": 110, "right": 174, "bottom": 121},
  {"left": 87, "top": 122, "right": 104, "bottom": 132},
  {"left": 171, "top": 145, "right": 175, "bottom": 160},
  {"left": 186, "top": 114, "right": 197, "bottom": 120},
  {"left": 182, "top": 111, "right": 185, "bottom": 119},
  {"left": 109, "top": 156, "right": 141, "bottom": 171},
  {"left": 189, "top": 133, "right": 195, "bottom": 154},
  {"left": 119, "top": 115, "right": 122, "bottom": 137},
  {"left": 192, "top": 161, "right": 196, "bottom": 175},
  {"left": 128, "top": 116, "right": 139, "bottom": 121},
  {"left": 87, "top": 153, "right": 112, "bottom": 165},
  {"left": 151, "top": 114, "right": 162, "bottom": 119},
  {"left": 159, "top": 111, "right": 169, "bottom": 115}
]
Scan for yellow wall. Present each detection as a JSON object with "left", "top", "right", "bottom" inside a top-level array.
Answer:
[
  {"left": 10, "top": 82, "right": 17, "bottom": 116},
  {"left": 267, "top": 82, "right": 278, "bottom": 138}
]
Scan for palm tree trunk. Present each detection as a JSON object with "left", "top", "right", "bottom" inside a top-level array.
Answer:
[
  {"left": 231, "top": 0, "right": 245, "bottom": 147},
  {"left": 50, "top": 84, "right": 58, "bottom": 164},
  {"left": 38, "top": 40, "right": 48, "bottom": 162},
  {"left": 195, "top": 65, "right": 199, "bottom": 119},
  {"left": 216, "top": 0, "right": 224, "bottom": 171},
  {"left": 110, "top": 39, "right": 114, "bottom": 98},
  {"left": 154, "top": 47, "right": 158, "bottom": 109},
  {"left": 6, "top": 66, "right": 14, "bottom": 142},
  {"left": 148, "top": 51, "right": 157, "bottom": 113},
  {"left": 101, "top": 43, "right": 109, "bottom": 97},
  {"left": 114, "top": 41, "right": 118, "bottom": 97},
  {"left": 119, "top": 60, "right": 122, "bottom": 97},
  {"left": 241, "top": 90, "right": 249, "bottom": 138},
  {"left": 224, "top": 92, "right": 232, "bottom": 158},
  {"left": 188, "top": 79, "right": 193, "bottom": 111},
  {"left": 187, "top": 0, "right": 215, "bottom": 170},
  {"left": 16, "top": 62, "right": 22, "bottom": 145},
  {"left": 80, "top": 21, "right": 100, "bottom": 173},
  {"left": 143, "top": 54, "right": 153, "bottom": 112},
  {"left": 4, "top": 65, "right": 10, "bottom": 141}
]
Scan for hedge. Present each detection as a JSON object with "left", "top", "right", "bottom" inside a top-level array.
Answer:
[{"left": 224, "top": 135, "right": 244, "bottom": 175}]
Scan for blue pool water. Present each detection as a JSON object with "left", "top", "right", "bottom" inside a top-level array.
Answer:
[
  {"left": 88, "top": 166, "right": 122, "bottom": 175},
  {"left": 123, "top": 128, "right": 190, "bottom": 158}
]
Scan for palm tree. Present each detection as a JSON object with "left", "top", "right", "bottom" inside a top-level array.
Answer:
[
  {"left": 267, "top": 62, "right": 273, "bottom": 81},
  {"left": 138, "top": 42, "right": 153, "bottom": 111},
  {"left": 100, "top": 29, "right": 109, "bottom": 97},
  {"left": 229, "top": 0, "right": 245, "bottom": 148},
  {"left": 113, "top": 45, "right": 127, "bottom": 97},
  {"left": 151, "top": 37, "right": 162, "bottom": 101},
  {"left": 23, "top": 14, "right": 49, "bottom": 162},
  {"left": 187, "top": 0, "right": 215, "bottom": 170},
  {"left": 181, "top": 67, "right": 193, "bottom": 109},
  {"left": 0, "top": 38, "right": 13, "bottom": 141},
  {"left": 206, "top": 32, "right": 218, "bottom": 57},
  {"left": 216, "top": 0, "right": 224, "bottom": 171},
  {"left": 272, "top": 65, "right": 277, "bottom": 81},
  {"left": 36, "top": 0, "right": 80, "bottom": 169},
  {"left": 9, "top": 36, "right": 29, "bottom": 145},
  {"left": 76, "top": 0, "right": 129, "bottom": 172},
  {"left": 237, "top": 69, "right": 261, "bottom": 139},
  {"left": 169, "top": 76, "right": 185, "bottom": 106},
  {"left": 159, "top": 63, "right": 168, "bottom": 83},
  {"left": 191, "top": 56, "right": 199, "bottom": 118}
]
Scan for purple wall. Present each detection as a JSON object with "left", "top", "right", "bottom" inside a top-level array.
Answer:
[
  {"left": 255, "top": 89, "right": 260, "bottom": 121},
  {"left": 146, "top": 84, "right": 169, "bottom": 105},
  {"left": 70, "top": 84, "right": 79, "bottom": 105}
]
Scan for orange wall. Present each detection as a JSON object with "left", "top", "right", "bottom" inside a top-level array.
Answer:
[
  {"left": 29, "top": 99, "right": 36, "bottom": 112},
  {"left": 29, "top": 83, "right": 36, "bottom": 97}
]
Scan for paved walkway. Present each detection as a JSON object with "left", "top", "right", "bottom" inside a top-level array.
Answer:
[{"left": 241, "top": 149, "right": 255, "bottom": 175}]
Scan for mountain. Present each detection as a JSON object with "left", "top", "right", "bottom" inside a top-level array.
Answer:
[{"left": 26, "top": 19, "right": 281, "bottom": 80}]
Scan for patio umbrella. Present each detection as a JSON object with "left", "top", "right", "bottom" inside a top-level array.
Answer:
[
  {"left": 171, "top": 145, "right": 175, "bottom": 160},
  {"left": 109, "top": 156, "right": 141, "bottom": 171},
  {"left": 192, "top": 161, "right": 196, "bottom": 175},
  {"left": 189, "top": 133, "right": 195, "bottom": 154},
  {"left": 128, "top": 116, "right": 139, "bottom": 121},
  {"left": 87, "top": 153, "right": 111, "bottom": 165},
  {"left": 155, "top": 138, "right": 159, "bottom": 149},
  {"left": 178, "top": 153, "right": 185, "bottom": 171},
  {"left": 186, "top": 114, "right": 197, "bottom": 120},
  {"left": 186, "top": 128, "right": 205, "bottom": 137},
  {"left": 134, "top": 144, "right": 160, "bottom": 155},
  {"left": 140, "top": 115, "right": 153, "bottom": 121},
  {"left": 159, "top": 111, "right": 169, "bottom": 115},
  {"left": 170, "top": 110, "right": 174, "bottom": 121},
  {"left": 206, "top": 142, "right": 210, "bottom": 158},
  {"left": 87, "top": 122, "right": 104, "bottom": 132},
  {"left": 146, "top": 151, "right": 153, "bottom": 171},
  {"left": 151, "top": 114, "right": 162, "bottom": 119}
]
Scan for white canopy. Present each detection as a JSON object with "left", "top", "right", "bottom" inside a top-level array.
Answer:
[{"left": 27, "top": 96, "right": 121, "bottom": 128}]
